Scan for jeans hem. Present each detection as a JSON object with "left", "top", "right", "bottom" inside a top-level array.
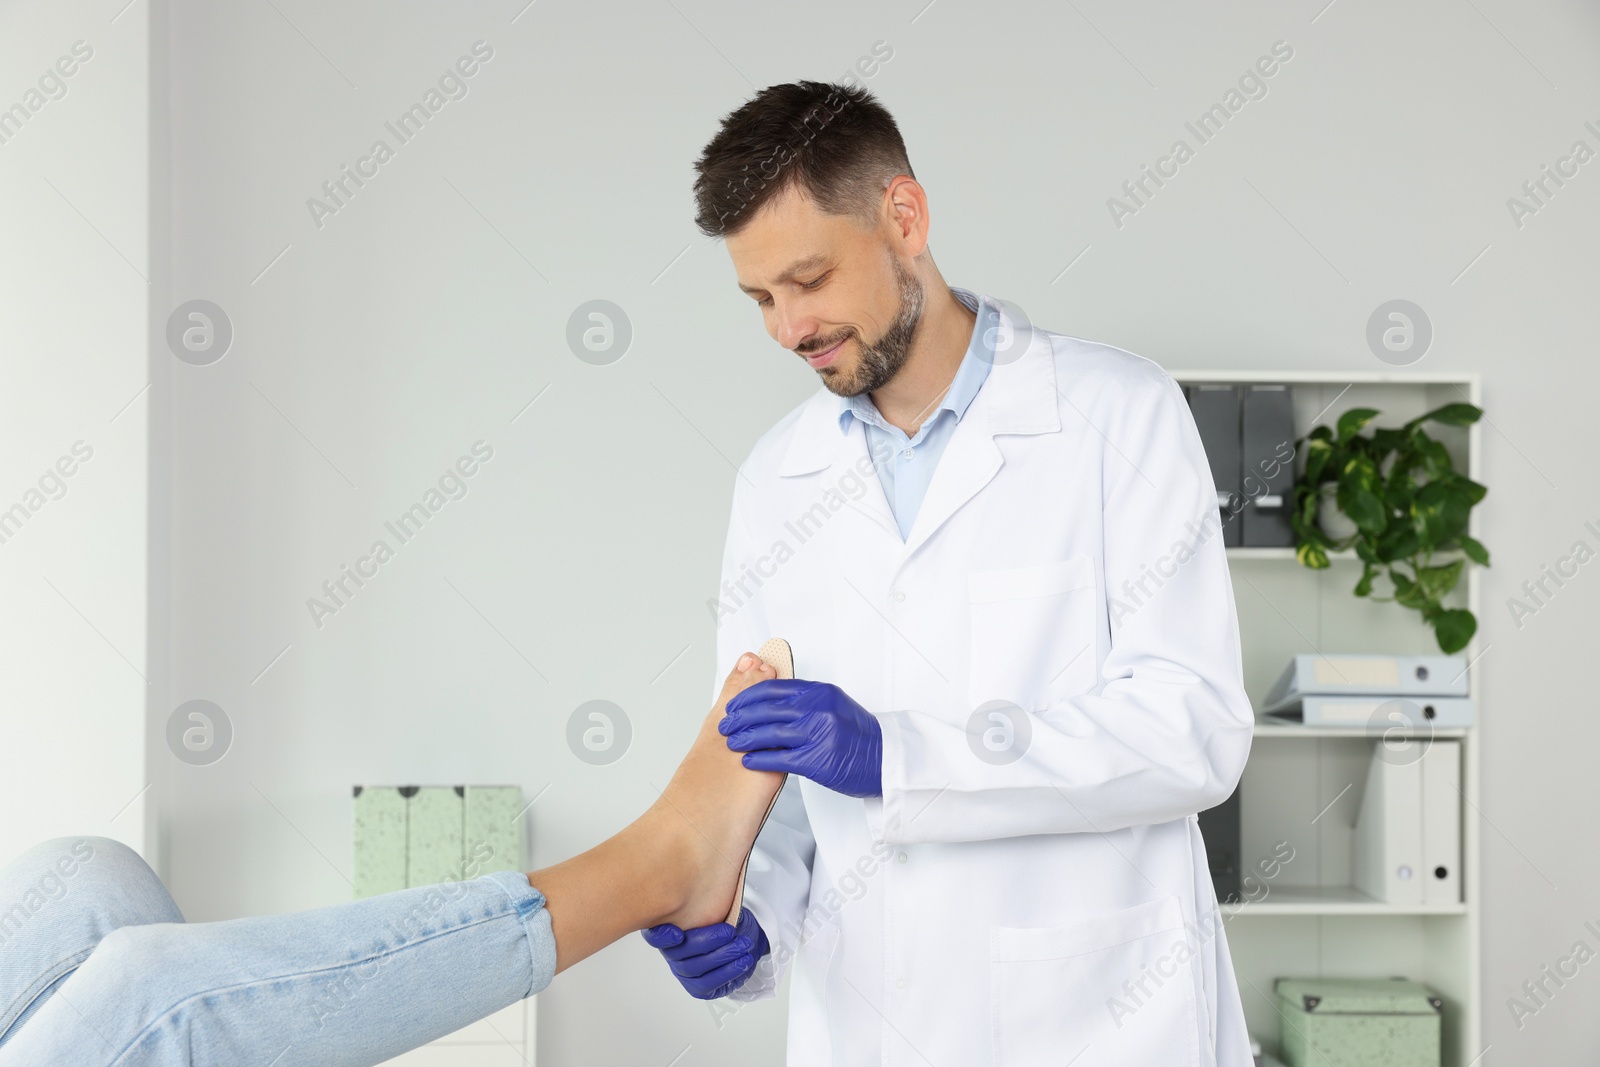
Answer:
[{"left": 484, "top": 870, "right": 555, "bottom": 997}]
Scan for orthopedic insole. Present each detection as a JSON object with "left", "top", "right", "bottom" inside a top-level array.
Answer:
[{"left": 726, "top": 637, "right": 792, "bottom": 926}]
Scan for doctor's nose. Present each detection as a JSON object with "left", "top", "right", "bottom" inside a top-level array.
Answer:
[{"left": 772, "top": 304, "right": 816, "bottom": 351}]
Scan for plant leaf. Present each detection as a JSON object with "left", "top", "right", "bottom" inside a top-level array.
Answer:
[
  {"left": 1336, "top": 408, "right": 1382, "bottom": 444},
  {"left": 1384, "top": 470, "right": 1416, "bottom": 513},
  {"left": 1338, "top": 456, "right": 1388, "bottom": 533},
  {"left": 1304, "top": 448, "right": 1332, "bottom": 486},
  {"left": 1346, "top": 490, "right": 1387, "bottom": 533},
  {"left": 1417, "top": 559, "right": 1465, "bottom": 600},
  {"left": 1375, "top": 525, "right": 1420, "bottom": 563},
  {"left": 1432, "top": 609, "right": 1476, "bottom": 653},
  {"left": 1370, "top": 427, "right": 1408, "bottom": 458},
  {"left": 1412, "top": 482, "right": 1471, "bottom": 544},
  {"left": 1415, "top": 435, "right": 1453, "bottom": 480},
  {"left": 1391, "top": 569, "right": 1432, "bottom": 610},
  {"left": 1459, "top": 535, "right": 1490, "bottom": 566},
  {"left": 1412, "top": 402, "right": 1482, "bottom": 428},
  {"left": 1353, "top": 563, "right": 1376, "bottom": 598},
  {"left": 1296, "top": 542, "right": 1329, "bottom": 569}
]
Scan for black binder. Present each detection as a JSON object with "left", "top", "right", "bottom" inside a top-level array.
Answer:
[
  {"left": 1186, "top": 385, "right": 1243, "bottom": 547},
  {"left": 1197, "top": 785, "right": 1242, "bottom": 904},
  {"left": 1241, "top": 385, "right": 1296, "bottom": 547}
]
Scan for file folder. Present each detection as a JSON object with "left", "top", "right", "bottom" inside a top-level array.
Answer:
[
  {"left": 1352, "top": 740, "right": 1461, "bottom": 905},
  {"left": 1264, "top": 695, "right": 1474, "bottom": 729},
  {"left": 1241, "top": 385, "right": 1296, "bottom": 547},
  {"left": 1264, "top": 654, "right": 1470, "bottom": 708},
  {"left": 1421, "top": 741, "right": 1461, "bottom": 905},
  {"left": 1187, "top": 385, "right": 1242, "bottom": 547},
  {"left": 1353, "top": 749, "right": 1424, "bottom": 905}
]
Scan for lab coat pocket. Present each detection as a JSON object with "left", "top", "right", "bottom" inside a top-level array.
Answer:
[
  {"left": 990, "top": 894, "right": 1200, "bottom": 1067},
  {"left": 968, "top": 556, "right": 1097, "bottom": 711}
]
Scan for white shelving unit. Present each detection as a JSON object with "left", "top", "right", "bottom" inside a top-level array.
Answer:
[{"left": 1173, "top": 371, "right": 1482, "bottom": 1066}]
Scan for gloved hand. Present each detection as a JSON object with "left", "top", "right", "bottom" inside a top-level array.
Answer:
[
  {"left": 721, "top": 679, "right": 883, "bottom": 798},
  {"left": 641, "top": 907, "right": 769, "bottom": 1000}
]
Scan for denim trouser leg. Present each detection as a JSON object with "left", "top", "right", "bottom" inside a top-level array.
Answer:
[
  {"left": 0, "top": 837, "right": 557, "bottom": 1067},
  {"left": 0, "top": 837, "right": 185, "bottom": 1047}
]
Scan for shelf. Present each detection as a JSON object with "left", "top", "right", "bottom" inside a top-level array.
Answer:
[
  {"left": 1170, "top": 369, "right": 1479, "bottom": 386},
  {"left": 1252, "top": 723, "right": 1468, "bottom": 739},
  {"left": 1221, "top": 885, "right": 1468, "bottom": 916},
  {"left": 1227, "top": 547, "right": 1347, "bottom": 561},
  {"left": 1226, "top": 547, "right": 1469, "bottom": 563}
]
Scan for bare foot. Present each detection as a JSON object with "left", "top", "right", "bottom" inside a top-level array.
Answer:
[
  {"left": 650, "top": 652, "right": 784, "bottom": 930},
  {"left": 523, "top": 651, "right": 784, "bottom": 975}
]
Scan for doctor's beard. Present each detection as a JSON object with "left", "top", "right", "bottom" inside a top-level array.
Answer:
[{"left": 815, "top": 256, "right": 925, "bottom": 398}]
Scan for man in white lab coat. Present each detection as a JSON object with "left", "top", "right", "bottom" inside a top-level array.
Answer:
[{"left": 643, "top": 79, "right": 1257, "bottom": 1067}]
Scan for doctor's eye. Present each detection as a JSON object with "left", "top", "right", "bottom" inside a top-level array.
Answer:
[{"left": 800, "top": 272, "right": 830, "bottom": 291}]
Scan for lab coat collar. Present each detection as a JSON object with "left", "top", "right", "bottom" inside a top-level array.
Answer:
[
  {"left": 835, "top": 287, "right": 994, "bottom": 436},
  {"left": 776, "top": 290, "right": 1059, "bottom": 480}
]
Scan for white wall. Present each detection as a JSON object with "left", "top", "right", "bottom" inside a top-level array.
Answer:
[
  {"left": 0, "top": 2, "right": 150, "bottom": 865},
  {"left": 4, "top": 0, "right": 1597, "bottom": 1063}
]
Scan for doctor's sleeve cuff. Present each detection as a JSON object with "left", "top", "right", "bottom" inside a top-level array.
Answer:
[{"left": 874, "top": 708, "right": 951, "bottom": 844}]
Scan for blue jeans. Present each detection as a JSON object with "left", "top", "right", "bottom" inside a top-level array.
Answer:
[{"left": 0, "top": 837, "right": 556, "bottom": 1066}]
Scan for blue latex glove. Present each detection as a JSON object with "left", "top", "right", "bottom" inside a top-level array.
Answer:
[
  {"left": 721, "top": 679, "right": 883, "bottom": 798},
  {"left": 641, "top": 907, "right": 769, "bottom": 1000}
]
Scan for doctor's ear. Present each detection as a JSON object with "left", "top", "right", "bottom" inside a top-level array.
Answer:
[{"left": 882, "top": 175, "right": 930, "bottom": 255}]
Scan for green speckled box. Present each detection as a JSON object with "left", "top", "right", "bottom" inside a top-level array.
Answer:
[
  {"left": 1275, "top": 978, "right": 1442, "bottom": 1067},
  {"left": 463, "top": 786, "right": 524, "bottom": 877},
  {"left": 406, "top": 786, "right": 466, "bottom": 887},
  {"left": 353, "top": 785, "right": 524, "bottom": 897},
  {"left": 352, "top": 786, "right": 408, "bottom": 898}
]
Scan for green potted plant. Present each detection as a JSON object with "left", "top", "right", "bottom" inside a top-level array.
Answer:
[{"left": 1290, "top": 403, "right": 1489, "bottom": 653}]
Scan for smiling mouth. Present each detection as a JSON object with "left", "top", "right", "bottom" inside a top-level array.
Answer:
[{"left": 803, "top": 335, "right": 848, "bottom": 369}]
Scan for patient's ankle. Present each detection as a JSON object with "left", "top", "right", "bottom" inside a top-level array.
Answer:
[{"left": 617, "top": 808, "right": 698, "bottom": 927}]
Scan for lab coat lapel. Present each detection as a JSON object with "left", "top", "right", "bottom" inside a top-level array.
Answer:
[
  {"left": 774, "top": 294, "right": 1062, "bottom": 558},
  {"left": 838, "top": 418, "right": 900, "bottom": 541},
  {"left": 899, "top": 410, "right": 1002, "bottom": 560},
  {"left": 777, "top": 390, "right": 901, "bottom": 544},
  {"left": 900, "top": 298, "right": 1062, "bottom": 559}
]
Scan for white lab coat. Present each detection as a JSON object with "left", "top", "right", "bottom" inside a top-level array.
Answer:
[{"left": 710, "top": 291, "right": 1256, "bottom": 1067}]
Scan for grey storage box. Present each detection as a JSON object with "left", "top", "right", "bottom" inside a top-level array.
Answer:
[{"left": 1275, "top": 978, "right": 1442, "bottom": 1067}]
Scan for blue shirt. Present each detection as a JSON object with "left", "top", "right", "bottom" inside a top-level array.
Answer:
[{"left": 838, "top": 287, "right": 996, "bottom": 541}]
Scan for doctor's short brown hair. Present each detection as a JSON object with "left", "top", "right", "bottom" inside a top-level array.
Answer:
[{"left": 692, "top": 80, "right": 916, "bottom": 238}]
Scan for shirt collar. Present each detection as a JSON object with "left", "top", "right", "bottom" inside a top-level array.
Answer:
[{"left": 837, "top": 286, "right": 995, "bottom": 435}]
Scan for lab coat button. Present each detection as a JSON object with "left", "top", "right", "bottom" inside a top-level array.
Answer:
[
  {"left": 897, "top": 852, "right": 908, "bottom": 863},
  {"left": 893, "top": 591, "right": 906, "bottom": 602},
  {"left": 895, "top": 978, "right": 906, "bottom": 989}
]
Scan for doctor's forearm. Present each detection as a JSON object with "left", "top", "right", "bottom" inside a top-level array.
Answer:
[{"left": 874, "top": 701, "right": 1252, "bottom": 844}]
